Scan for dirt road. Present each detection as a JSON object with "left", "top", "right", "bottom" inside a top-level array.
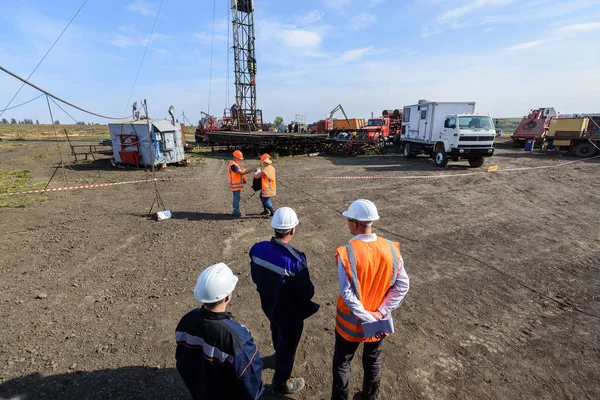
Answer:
[{"left": 1, "top": 138, "right": 599, "bottom": 399}]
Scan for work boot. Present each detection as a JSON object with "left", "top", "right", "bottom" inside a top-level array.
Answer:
[
  {"left": 260, "top": 207, "right": 270, "bottom": 216},
  {"left": 362, "top": 380, "right": 381, "bottom": 400},
  {"left": 331, "top": 385, "right": 350, "bottom": 400},
  {"left": 268, "top": 207, "right": 275, "bottom": 217},
  {"left": 272, "top": 377, "right": 305, "bottom": 395}
]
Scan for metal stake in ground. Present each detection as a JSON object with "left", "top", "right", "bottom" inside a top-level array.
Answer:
[
  {"left": 44, "top": 95, "right": 68, "bottom": 195},
  {"left": 142, "top": 99, "right": 171, "bottom": 220}
]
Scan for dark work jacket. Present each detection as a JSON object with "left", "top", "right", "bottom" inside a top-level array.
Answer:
[
  {"left": 175, "top": 307, "right": 263, "bottom": 400},
  {"left": 249, "top": 238, "right": 320, "bottom": 326}
]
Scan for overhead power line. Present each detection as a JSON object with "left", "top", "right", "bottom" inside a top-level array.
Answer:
[
  {"left": 50, "top": 97, "right": 79, "bottom": 123},
  {"left": 0, "top": 0, "right": 89, "bottom": 118},
  {"left": 122, "top": 0, "right": 165, "bottom": 114},
  {"left": 0, "top": 64, "right": 128, "bottom": 120},
  {"left": 0, "top": 93, "right": 44, "bottom": 113}
]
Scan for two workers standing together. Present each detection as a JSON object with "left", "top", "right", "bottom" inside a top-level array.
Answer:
[
  {"left": 227, "top": 150, "right": 276, "bottom": 218},
  {"left": 175, "top": 156, "right": 410, "bottom": 399}
]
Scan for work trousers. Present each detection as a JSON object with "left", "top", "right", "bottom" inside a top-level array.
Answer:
[
  {"left": 270, "top": 321, "right": 304, "bottom": 386},
  {"left": 232, "top": 190, "right": 241, "bottom": 215},
  {"left": 331, "top": 332, "right": 384, "bottom": 400},
  {"left": 260, "top": 193, "right": 272, "bottom": 209}
]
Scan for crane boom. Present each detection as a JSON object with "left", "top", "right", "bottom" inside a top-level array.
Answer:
[{"left": 330, "top": 104, "right": 350, "bottom": 125}]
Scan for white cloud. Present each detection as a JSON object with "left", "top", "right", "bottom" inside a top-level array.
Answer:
[
  {"left": 437, "top": 0, "right": 515, "bottom": 23},
  {"left": 506, "top": 39, "right": 546, "bottom": 51},
  {"left": 483, "top": 27, "right": 496, "bottom": 32},
  {"left": 555, "top": 21, "right": 600, "bottom": 36},
  {"left": 422, "top": 27, "right": 444, "bottom": 38},
  {"left": 349, "top": 13, "right": 376, "bottom": 28},
  {"left": 280, "top": 29, "right": 322, "bottom": 49},
  {"left": 482, "top": 0, "right": 596, "bottom": 25},
  {"left": 126, "top": 0, "right": 157, "bottom": 17},
  {"left": 296, "top": 10, "right": 325, "bottom": 26},
  {"left": 256, "top": 12, "right": 328, "bottom": 58},
  {"left": 337, "top": 47, "right": 374, "bottom": 64}
]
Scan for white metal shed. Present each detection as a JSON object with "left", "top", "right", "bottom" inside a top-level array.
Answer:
[{"left": 108, "top": 119, "right": 186, "bottom": 166}]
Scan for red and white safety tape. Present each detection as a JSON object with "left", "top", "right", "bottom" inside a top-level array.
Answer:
[
  {"left": 0, "top": 177, "right": 202, "bottom": 197},
  {"left": 2, "top": 155, "right": 597, "bottom": 197},
  {"left": 295, "top": 173, "right": 484, "bottom": 180}
]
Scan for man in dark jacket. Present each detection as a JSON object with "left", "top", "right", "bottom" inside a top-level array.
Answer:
[
  {"left": 176, "top": 263, "right": 263, "bottom": 399},
  {"left": 249, "top": 207, "right": 320, "bottom": 395}
]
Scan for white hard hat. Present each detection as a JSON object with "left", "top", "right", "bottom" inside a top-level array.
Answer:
[
  {"left": 193, "top": 263, "right": 239, "bottom": 303},
  {"left": 270, "top": 207, "right": 299, "bottom": 230},
  {"left": 342, "top": 199, "right": 380, "bottom": 222}
]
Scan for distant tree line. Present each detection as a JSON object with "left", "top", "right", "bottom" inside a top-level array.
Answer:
[{"left": 0, "top": 118, "right": 101, "bottom": 125}]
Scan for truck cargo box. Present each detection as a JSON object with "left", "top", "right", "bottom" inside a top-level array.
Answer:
[
  {"left": 547, "top": 118, "right": 589, "bottom": 138},
  {"left": 332, "top": 118, "right": 364, "bottom": 130}
]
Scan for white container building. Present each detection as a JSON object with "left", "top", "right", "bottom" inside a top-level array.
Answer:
[{"left": 108, "top": 119, "right": 186, "bottom": 166}]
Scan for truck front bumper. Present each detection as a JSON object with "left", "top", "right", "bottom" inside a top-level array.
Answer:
[{"left": 450, "top": 147, "right": 495, "bottom": 158}]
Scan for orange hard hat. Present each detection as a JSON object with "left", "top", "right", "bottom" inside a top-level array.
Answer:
[
  {"left": 260, "top": 153, "right": 271, "bottom": 162},
  {"left": 233, "top": 150, "right": 244, "bottom": 160}
]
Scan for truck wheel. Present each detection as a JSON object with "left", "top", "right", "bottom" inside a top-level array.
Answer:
[
  {"left": 468, "top": 157, "right": 485, "bottom": 168},
  {"left": 434, "top": 149, "right": 448, "bottom": 167},
  {"left": 403, "top": 143, "right": 416, "bottom": 158},
  {"left": 573, "top": 141, "right": 597, "bottom": 158}
]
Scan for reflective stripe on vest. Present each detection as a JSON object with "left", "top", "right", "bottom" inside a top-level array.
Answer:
[
  {"left": 337, "top": 306, "right": 360, "bottom": 326},
  {"left": 228, "top": 160, "right": 245, "bottom": 191},
  {"left": 344, "top": 243, "right": 361, "bottom": 301},
  {"left": 335, "top": 237, "right": 401, "bottom": 342},
  {"left": 385, "top": 239, "right": 399, "bottom": 287},
  {"left": 336, "top": 319, "right": 364, "bottom": 339},
  {"left": 261, "top": 165, "right": 276, "bottom": 197}
]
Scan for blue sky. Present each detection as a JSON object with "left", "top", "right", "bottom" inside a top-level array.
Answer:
[{"left": 1, "top": 0, "right": 599, "bottom": 124}]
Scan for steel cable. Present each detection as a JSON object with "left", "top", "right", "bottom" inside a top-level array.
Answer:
[
  {"left": 0, "top": 0, "right": 89, "bottom": 118},
  {"left": 122, "top": 0, "right": 165, "bottom": 115}
]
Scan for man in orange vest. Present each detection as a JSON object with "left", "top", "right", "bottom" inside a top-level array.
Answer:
[
  {"left": 332, "top": 199, "right": 410, "bottom": 400},
  {"left": 254, "top": 153, "right": 276, "bottom": 216},
  {"left": 228, "top": 150, "right": 254, "bottom": 217}
]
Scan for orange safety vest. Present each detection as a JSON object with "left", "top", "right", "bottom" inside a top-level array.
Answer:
[
  {"left": 228, "top": 160, "right": 247, "bottom": 191},
  {"left": 261, "top": 165, "right": 276, "bottom": 197},
  {"left": 335, "top": 237, "right": 401, "bottom": 343}
]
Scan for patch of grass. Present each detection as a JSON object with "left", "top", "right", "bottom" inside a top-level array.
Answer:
[
  {"left": 14, "top": 134, "right": 25, "bottom": 141},
  {"left": 495, "top": 118, "right": 522, "bottom": 135},
  {"left": 0, "top": 196, "right": 46, "bottom": 208},
  {"left": 0, "top": 169, "right": 46, "bottom": 208},
  {"left": 32, "top": 150, "right": 47, "bottom": 159},
  {"left": 271, "top": 152, "right": 280, "bottom": 159},
  {"left": 187, "top": 146, "right": 206, "bottom": 160}
]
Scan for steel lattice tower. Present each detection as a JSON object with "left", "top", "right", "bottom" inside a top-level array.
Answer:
[{"left": 231, "top": 0, "right": 262, "bottom": 131}]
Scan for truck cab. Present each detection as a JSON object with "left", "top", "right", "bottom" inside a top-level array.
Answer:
[
  {"left": 357, "top": 109, "right": 403, "bottom": 143},
  {"left": 399, "top": 101, "right": 496, "bottom": 167},
  {"left": 358, "top": 118, "right": 388, "bottom": 142},
  {"left": 438, "top": 114, "right": 496, "bottom": 166}
]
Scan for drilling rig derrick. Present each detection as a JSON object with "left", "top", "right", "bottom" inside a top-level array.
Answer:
[{"left": 230, "top": 0, "right": 262, "bottom": 131}]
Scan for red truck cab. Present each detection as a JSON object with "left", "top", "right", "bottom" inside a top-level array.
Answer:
[{"left": 357, "top": 110, "right": 403, "bottom": 142}]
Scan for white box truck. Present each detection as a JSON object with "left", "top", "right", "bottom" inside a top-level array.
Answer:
[{"left": 397, "top": 100, "right": 496, "bottom": 167}]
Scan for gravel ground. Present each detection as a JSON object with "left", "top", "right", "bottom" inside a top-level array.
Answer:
[{"left": 1, "top": 138, "right": 599, "bottom": 400}]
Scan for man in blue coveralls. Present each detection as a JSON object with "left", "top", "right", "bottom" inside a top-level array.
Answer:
[{"left": 249, "top": 207, "right": 320, "bottom": 395}]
